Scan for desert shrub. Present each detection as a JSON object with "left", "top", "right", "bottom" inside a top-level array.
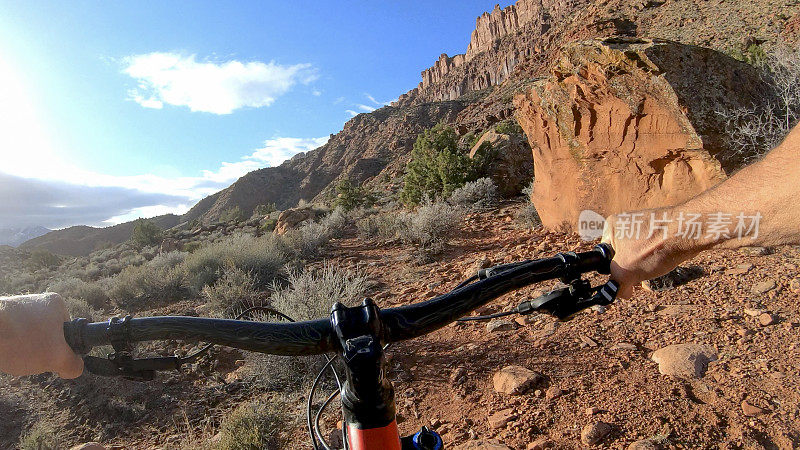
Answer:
[
  {"left": 720, "top": 44, "right": 800, "bottom": 163},
  {"left": 148, "top": 251, "right": 188, "bottom": 271},
  {"left": 271, "top": 263, "right": 371, "bottom": 322},
  {"left": 219, "top": 206, "right": 246, "bottom": 224},
  {"left": 109, "top": 262, "right": 189, "bottom": 309},
  {"left": 333, "top": 178, "right": 376, "bottom": 211},
  {"left": 356, "top": 213, "right": 401, "bottom": 240},
  {"left": 447, "top": 177, "right": 499, "bottom": 210},
  {"left": 515, "top": 203, "right": 542, "bottom": 229},
  {"left": 18, "top": 418, "right": 62, "bottom": 450},
  {"left": 397, "top": 200, "right": 463, "bottom": 263},
  {"left": 494, "top": 119, "right": 524, "bottom": 135},
  {"left": 243, "top": 265, "right": 371, "bottom": 389},
  {"left": 215, "top": 400, "right": 289, "bottom": 450},
  {"left": 64, "top": 297, "right": 97, "bottom": 320},
  {"left": 202, "top": 264, "right": 259, "bottom": 315},
  {"left": 28, "top": 249, "right": 60, "bottom": 270},
  {"left": 181, "top": 234, "right": 286, "bottom": 292},
  {"left": 401, "top": 123, "right": 492, "bottom": 205},
  {"left": 281, "top": 208, "right": 348, "bottom": 259},
  {"left": 47, "top": 277, "right": 109, "bottom": 309},
  {"left": 131, "top": 219, "right": 163, "bottom": 248}
]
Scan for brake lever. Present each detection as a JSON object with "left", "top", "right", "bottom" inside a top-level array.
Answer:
[
  {"left": 518, "top": 279, "right": 620, "bottom": 321},
  {"left": 83, "top": 353, "right": 183, "bottom": 381}
]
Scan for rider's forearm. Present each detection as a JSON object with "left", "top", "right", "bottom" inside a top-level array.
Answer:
[{"left": 664, "top": 124, "right": 800, "bottom": 252}]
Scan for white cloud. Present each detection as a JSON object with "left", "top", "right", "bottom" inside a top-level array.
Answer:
[
  {"left": 334, "top": 96, "right": 345, "bottom": 104},
  {"left": 200, "top": 136, "right": 328, "bottom": 184},
  {"left": 312, "top": 89, "right": 322, "bottom": 96},
  {"left": 345, "top": 109, "right": 358, "bottom": 117},
  {"left": 357, "top": 104, "right": 376, "bottom": 112},
  {"left": 122, "top": 52, "right": 318, "bottom": 114}
]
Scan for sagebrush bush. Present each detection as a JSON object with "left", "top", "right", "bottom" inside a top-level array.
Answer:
[
  {"left": 242, "top": 264, "right": 371, "bottom": 389},
  {"left": 202, "top": 264, "right": 260, "bottom": 315},
  {"left": 148, "top": 251, "right": 188, "bottom": 271},
  {"left": 720, "top": 44, "right": 800, "bottom": 163},
  {"left": 65, "top": 297, "right": 97, "bottom": 320},
  {"left": 515, "top": 203, "right": 542, "bottom": 229},
  {"left": 182, "top": 234, "right": 286, "bottom": 292},
  {"left": 47, "top": 277, "right": 109, "bottom": 309},
  {"left": 109, "top": 263, "right": 188, "bottom": 309},
  {"left": 401, "top": 123, "right": 492, "bottom": 205},
  {"left": 215, "top": 400, "right": 289, "bottom": 450},
  {"left": 397, "top": 201, "right": 463, "bottom": 261},
  {"left": 271, "top": 263, "right": 371, "bottom": 321},
  {"left": 18, "top": 419, "right": 62, "bottom": 450},
  {"left": 447, "top": 177, "right": 499, "bottom": 210},
  {"left": 281, "top": 208, "right": 348, "bottom": 259}
]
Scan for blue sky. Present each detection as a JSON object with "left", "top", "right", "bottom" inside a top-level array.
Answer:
[{"left": 0, "top": 1, "right": 513, "bottom": 228}]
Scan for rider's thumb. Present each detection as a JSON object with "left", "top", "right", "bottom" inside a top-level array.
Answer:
[{"left": 57, "top": 351, "right": 84, "bottom": 379}]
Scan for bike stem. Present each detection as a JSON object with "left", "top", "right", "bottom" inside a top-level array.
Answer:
[{"left": 330, "top": 299, "right": 443, "bottom": 450}]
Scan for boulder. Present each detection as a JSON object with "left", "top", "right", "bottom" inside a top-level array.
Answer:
[
  {"left": 493, "top": 365, "right": 543, "bottom": 395},
  {"left": 651, "top": 343, "right": 717, "bottom": 378},
  {"left": 274, "top": 207, "right": 316, "bottom": 235},
  {"left": 514, "top": 37, "right": 771, "bottom": 231},
  {"left": 470, "top": 130, "right": 534, "bottom": 197}
]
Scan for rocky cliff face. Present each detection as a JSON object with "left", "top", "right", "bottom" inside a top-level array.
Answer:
[
  {"left": 403, "top": 0, "right": 800, "bottom": 108},
  {"left": 514, "top": 38, "right": 773, "bottom": 230}
]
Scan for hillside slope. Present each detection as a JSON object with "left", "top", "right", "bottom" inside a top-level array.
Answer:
[{"left": 19, "top": 214, "right": 181, "bottom": 256}]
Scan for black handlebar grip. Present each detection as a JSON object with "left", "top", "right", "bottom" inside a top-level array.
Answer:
[{"left": 64, "top": 318, "right": 90, "bottom": 355}]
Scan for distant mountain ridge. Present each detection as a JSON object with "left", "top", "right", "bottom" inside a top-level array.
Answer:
[
  {"left": 0, "top": 226, "right": 50, "bottom": 247},
  {"left": 19, "top": 214, "right": 181, "bottom": 256}
]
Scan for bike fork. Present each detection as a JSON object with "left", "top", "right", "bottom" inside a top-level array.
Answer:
[{"left": 331, "top": 299, "right": 443, "bottom": 450}]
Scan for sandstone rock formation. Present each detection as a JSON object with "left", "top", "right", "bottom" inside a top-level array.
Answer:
[
  {"left": 514, "top": 38, "right": 772, "bottom": 230},
  {"left": 469, "top": 130, "right": 533, "bottom": 197},
  {"left": 274, "top": 206, "right": 316, "bottom": 235}
]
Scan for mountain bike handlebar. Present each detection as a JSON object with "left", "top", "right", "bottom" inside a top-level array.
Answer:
[{"left": 64, "top": 244, "right": 616, "bottom": 357}]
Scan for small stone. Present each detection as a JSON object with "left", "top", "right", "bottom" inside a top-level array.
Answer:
[
  {"left": 581, "top": 421, "right": 612, "bottom": 446},
  {"left": 493, "top": 366, "right": 543, "bottom": 395},
  {"left": 726, "top": 263, "right": 753, "bottom": 275},
  {"left": 611, "top": 342, "right": 637, "bottom": 351},
  {"left": 591, "top": 304, "right": 607, "bottom": 314},
  {"left": 545, "top": 386, "right": 564, "bottom": 401},
  {"left": 456, "top": 440, "right": 512, "bottom": 450},
  {"left": 585, "top": 406, "right": 602, "bottom": 415},
  {"left": 527, "top": 437, "right": 555, "bottom": 449},
  {"left": 751, "top": 279, "right": 777, "bottom": 294},
  {"left": 627, "top": 440, "right": 658, "bottom": 450},
  {"left": 758, "top": 313, "right": 777, "bottom": 326},
  {"left": 486, "top": 319, "right": 516, "bottom": 332},
  {"left": 488, "top": 408, "right": 517, "bottom": 429},
  {"left": 744, "top": 307, "right": 765, "bottom": 317},
  {"left": 450, "top": 367, "right": 467, "bottom": 385},
  {"left": 579, "top": 335, "right": 599, "bottom": 348},
  {"left": 789, "top": 277, "right": 800, "bottom": 293},
  {"left": 651, "top": 344, "right": 718, "bottom": 378},
  {"left": 739, "top": 246, "right": 772, "bottom": 256},
  {"left": 736, "top": 327, "right": 755, "bottom": 337},
  {"left": 70, "top": 444, "right": 106, "bottom": 450},
  {"left": 741, "top": 400, "right": 767, "bottom": 416}
]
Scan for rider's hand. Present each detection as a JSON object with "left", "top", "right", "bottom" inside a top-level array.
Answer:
[
  {"left": 601, "top": 208, "right": 700, "bottom": 299},
  {"left": 0, "top": 293, "right": 84, "bottom": 378}
]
